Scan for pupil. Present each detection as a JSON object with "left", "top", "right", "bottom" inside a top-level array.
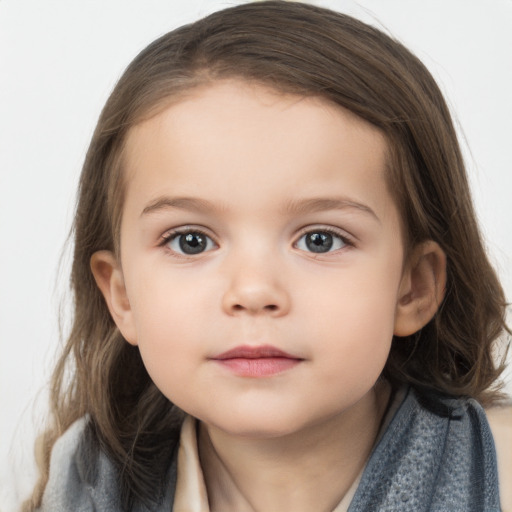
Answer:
[
  {"left": 306, "top": 232, "right": 333, "bottom": 253},
  {"left": 180, "top": 233, "right": 206, "bottom": 254}
]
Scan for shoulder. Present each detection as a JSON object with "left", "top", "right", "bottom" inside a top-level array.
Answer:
[
  {"left": 410, "top": 389, "right": 501, "bottom": 511},
  {"left": 37, "top": 417, "right": 122, "bottom": 512},
  {"left": 349, "top": 387, "right": 501, "bottom": 512},
  {"left": 37, "top": 417, "right": 180, "bottom": 512},
  {"left": 486, "top": 402, "right": 512, "bottom": 512}
]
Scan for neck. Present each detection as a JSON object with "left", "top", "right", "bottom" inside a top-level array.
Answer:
[{"left": 198, "top": 382, "right": 391, "bottom": 512}]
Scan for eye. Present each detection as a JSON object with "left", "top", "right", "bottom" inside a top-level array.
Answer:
[
  {"left": 295, "top": 230, "right": 348, "bottom": 254},
  {"left": 165, "top": 230, "right": 216, "bottom": 255}
]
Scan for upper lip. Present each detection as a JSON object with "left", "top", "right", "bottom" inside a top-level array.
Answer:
[{"left": 213, "top": 345, "right": 302, "bottom": 360}]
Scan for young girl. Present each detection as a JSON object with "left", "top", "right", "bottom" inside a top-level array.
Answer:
[{"left": 27, "top": 1, "right": 509, "bottom": 511}]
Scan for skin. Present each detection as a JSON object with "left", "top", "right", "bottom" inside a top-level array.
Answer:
[{"left": 92, "top": 80, "right": 446, "bottom": 511}]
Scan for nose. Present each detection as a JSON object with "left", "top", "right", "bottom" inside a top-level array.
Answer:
[{"left": 221, "top": 257, "right": 291, "bottom": 317}]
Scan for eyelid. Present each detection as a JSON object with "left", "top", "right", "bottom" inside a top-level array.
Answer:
[{"left": 160, "top": 224, "right": 216, "bottom": 241}]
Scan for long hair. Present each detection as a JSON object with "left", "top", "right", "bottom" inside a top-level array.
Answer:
[{"left": 28, "top": 1, "right": 509, "bottom": 509}]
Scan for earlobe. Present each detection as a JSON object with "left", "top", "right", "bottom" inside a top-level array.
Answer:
[
  {"left": 394, "top": 241, "right": 447, "bottom": 337},
  {"left": 90, "top": 250, "right": 138, "bottom": 345}
]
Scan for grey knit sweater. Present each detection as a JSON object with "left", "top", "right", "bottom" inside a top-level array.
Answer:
[{"left": 38, "top": 387, "right": 501, "bottom": 511}]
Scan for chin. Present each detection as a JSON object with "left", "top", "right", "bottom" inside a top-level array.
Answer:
[{"left": 204, "top": 407, "right": 317, "bottom": 440}]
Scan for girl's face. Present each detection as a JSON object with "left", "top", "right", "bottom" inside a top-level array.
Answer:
[{"left": 108, "top": 80, "right": 409, "bottom": 437}]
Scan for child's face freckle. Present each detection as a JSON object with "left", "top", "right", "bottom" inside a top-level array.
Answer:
[{"left": 118, "top": 80, "right": 406, "bottom": 437}]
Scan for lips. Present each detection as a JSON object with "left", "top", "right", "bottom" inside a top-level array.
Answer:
[
  {"left": 212, "top": 345, "right": 303, "bottom": 377},
  {"left": 214, "top": 345, "right": 299, "bottom": 360}
]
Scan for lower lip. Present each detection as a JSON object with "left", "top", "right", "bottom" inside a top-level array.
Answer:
[{"left": 215, "top": 357, "right": 301, "bottom": 377}]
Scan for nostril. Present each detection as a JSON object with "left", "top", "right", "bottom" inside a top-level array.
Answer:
[{"left": 231, "top": 303, "right": 279, "bottom": 312}]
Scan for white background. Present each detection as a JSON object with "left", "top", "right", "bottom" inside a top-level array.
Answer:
[{"left": 1, "top": 0, "right": 511, "bottom": 509}]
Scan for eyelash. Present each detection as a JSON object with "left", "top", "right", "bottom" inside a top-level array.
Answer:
[{"left": 159, "top": 226, "right": 354, "bottom": 256}]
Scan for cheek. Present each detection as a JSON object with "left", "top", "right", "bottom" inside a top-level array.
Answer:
[
  {"left": 308, "top": 305, "right": 394, "bottom": 408},
  {"left": 126, "top": 274, "right": 205, "bottom": 383},
  {"left": 306, "top": 261, "right": 401, "bottom": 375},
  {"left": 130, "top": 264, "right": 210, "bottom": 335},
  {"left": 321, "top": 297, "right": 395, "bottom": 374},
  {"left": 134, "top": 315, "right": 201, "bottom": 406}
]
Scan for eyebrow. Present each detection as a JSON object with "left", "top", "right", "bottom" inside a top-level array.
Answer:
[
  {"left": 141, "top": 196, "right": 218, "bottom": 216},
  {"left": 141, "top": 195, "right": 379, "bottom": 222},
  {"left": 284, "top": 197, "right": 380, "bottom": 223}
]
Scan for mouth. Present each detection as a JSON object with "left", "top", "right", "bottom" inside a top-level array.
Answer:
[{"left": 211, "top": 345, "right": 303, "bottom": 378}]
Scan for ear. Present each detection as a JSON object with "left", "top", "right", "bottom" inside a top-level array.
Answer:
[
  {"left": 394, "top": 241, "right": 447, "bottom": 337},
  {"left": 90, "top": 250, "right": 138, "bottom": 345}
]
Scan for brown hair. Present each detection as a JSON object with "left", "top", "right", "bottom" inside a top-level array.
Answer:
[{"left": 27, "top": 1, "right": 509, "bottom": 509}]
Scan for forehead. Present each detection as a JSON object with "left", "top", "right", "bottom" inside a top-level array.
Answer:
[{"left": 121, "top": 80, "right": 394, "bottom": 222}]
